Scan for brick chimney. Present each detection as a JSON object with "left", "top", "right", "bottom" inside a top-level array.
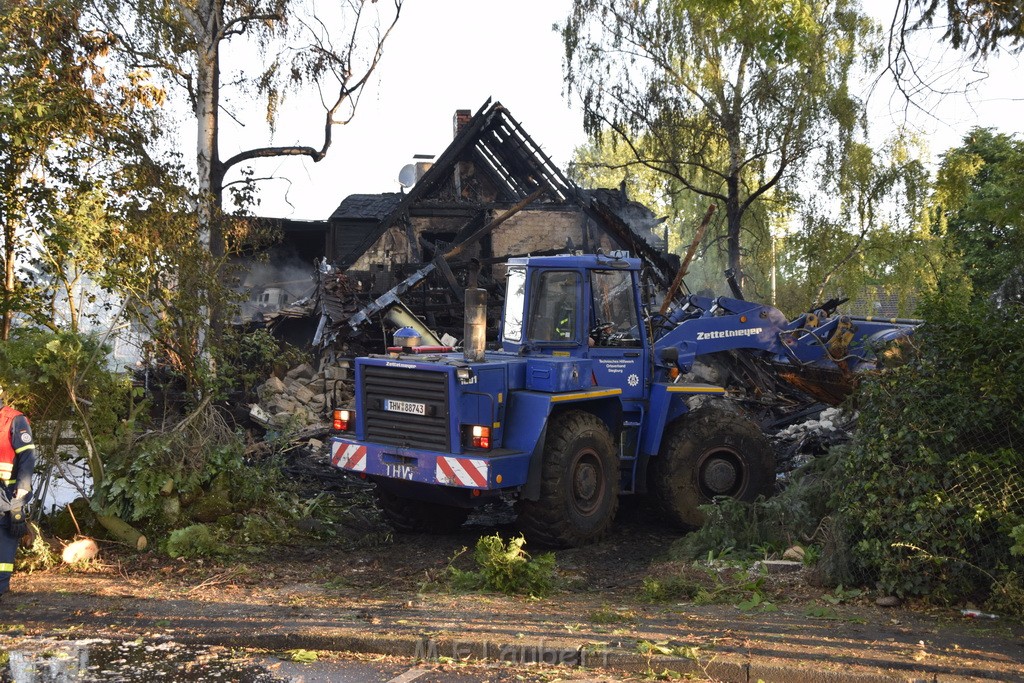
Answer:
[{"left": 453, "top": 109, "right": 472, "bottom": 138}]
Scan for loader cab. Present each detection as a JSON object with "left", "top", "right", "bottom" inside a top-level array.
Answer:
[
  {"left": 501, "top": 257, "right": 581, "bottom": 355},
  {"left": 501, "top": 254, "right": 649, "bottom": 401}
]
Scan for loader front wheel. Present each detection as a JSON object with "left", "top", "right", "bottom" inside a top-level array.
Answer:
[
  {"left": 517, "top": 410, "right": 619, "bottom": 548},
  {"left": 375, "top": 487, "right": 470, "bottom": 533},
  {"left": 650, "top": 405, "right": 775, "bottom": 529}
]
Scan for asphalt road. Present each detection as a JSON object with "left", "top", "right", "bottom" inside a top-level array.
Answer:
[{"left": 2, "top": 638, "right": 623, "bottom": 683}]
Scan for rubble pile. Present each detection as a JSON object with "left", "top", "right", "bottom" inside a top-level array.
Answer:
[
  {"left": 251, "top": 362, "right": 352, "bottom": 430},
  {"left": 770, "top": 406, "right": 855, "bottom": 475}
]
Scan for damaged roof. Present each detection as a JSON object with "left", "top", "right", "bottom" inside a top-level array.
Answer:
[
  {"left": 412, "top": 98, "right": 575, "bottom": 203},
  {"left": 330, "top": 193, "right": 404, "bottom": 221},
  {"left": 328, "top": 99, "right": 679, "bottom": 287}
]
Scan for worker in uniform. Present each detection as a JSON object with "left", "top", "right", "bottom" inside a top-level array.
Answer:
[
  {"left": 0, "top": 385, "right": 34, "bottom": 599},
  {"left": 551, "top": 276, "right": 577, "bottom": 341}
]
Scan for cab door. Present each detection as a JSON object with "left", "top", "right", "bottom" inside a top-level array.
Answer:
[{"left": 587, "top": 268, "right": 647, "bottom": 403}]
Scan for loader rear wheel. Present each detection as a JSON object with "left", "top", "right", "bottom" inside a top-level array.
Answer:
[
  {"left": 517, "top": 410, "right": 619, "bottom": 548},
  {"left": 650, "top": 404, "right": 775, "bottom": 530},
  {"left": 375, "top": 487, "right": 470, "bottom": 534}
]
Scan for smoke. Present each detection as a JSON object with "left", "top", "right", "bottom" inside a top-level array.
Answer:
[{"left": 238, "top": 246, "right": 318, "bottom": 320}]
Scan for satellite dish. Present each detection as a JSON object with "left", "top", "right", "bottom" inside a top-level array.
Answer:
[{"left": 398, "top": 164, "right": 417, "bottom": 188}]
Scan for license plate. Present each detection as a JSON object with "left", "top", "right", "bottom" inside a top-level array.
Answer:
[{"left": 384, "top": 399, "right": 426, "bottom": 415}]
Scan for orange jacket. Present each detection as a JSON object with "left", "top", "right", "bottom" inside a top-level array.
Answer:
[
  {"left": 0, "top": 405, "right": 32, "bottom": 490},
  {"left": 0, "top": 406, "right": 22, "bottom": 470}
]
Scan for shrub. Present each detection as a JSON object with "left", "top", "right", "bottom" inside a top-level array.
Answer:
[
  {"left": 211, "top": 328, "right": 307, "bottom": 401},
  {"left": 447, "top": 534, "right": 557, "bottom": 598},
  {"left": 101, "top": 406, "right": 287, "bottom": 530},
  {"left": 165, "top": 524, "right": 227, "bottom": 558},
  {"left": 668, "top": 454, "right": 833, "bottom": 563},
  {"left": 640, "top": 573, "right": 707, "bottom": 602},
  {"left": 832, "top": 292, "right": 1024, "bottom": 603},
  {"left": 16, "top": 525, "right": 60, "bottom": 573}
]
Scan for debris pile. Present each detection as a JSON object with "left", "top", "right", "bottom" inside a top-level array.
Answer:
[
  {"left": 770, "top": 407, "right": 855, "bottom": 475},
  {"left": 250, "top": 362, "right": 352, "bottom": 430}
]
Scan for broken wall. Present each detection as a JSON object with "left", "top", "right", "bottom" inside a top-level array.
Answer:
[
  {"left": 349, "top": 226, "right": 411, "bottom": 272},
  {"left": 493, "top": 210, "right": 588, "bottom": 257},
  {"left": 351, "top": 207, "right": 599, "bottom": 275}
]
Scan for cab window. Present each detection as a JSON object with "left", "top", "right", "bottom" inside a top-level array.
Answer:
[
  {"left": 590, "top": 269, "right": 642, "bottom": 347},
  {"left": 502, "top": 266, "right": 527, "bottom": 343},
  {"left": 527, "top": 271, "right": 579, "bottom": 342}
]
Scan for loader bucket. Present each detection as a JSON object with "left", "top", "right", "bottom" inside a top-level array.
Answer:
[{"left": 772, "top": 363, "right": 860, "bottom": 406}]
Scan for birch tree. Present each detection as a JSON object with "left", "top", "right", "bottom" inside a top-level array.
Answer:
[
  {"left": 93, "top": 0, "right": 403, "bottom": 261},
  {"left": 562, "top": 0, "right": 880, "bottom": 300}
]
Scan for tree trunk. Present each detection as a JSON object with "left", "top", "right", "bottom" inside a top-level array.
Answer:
[
  {"left": 95, "top": 513, "right": 148, "bottom": 550},
  {"left": 68, "top": 381, "right": 148, "bottom": 550},
  {"left": 192, "top": 0, "right": 225, "bottom": 368},
  {"left": 725, "top": 174, "right": 744, "bottom": 300},
  {"left": 195, "top": 0, "right": 222, "bottom": 258},
  {"left": 2, "top": 211, "right": 16, "bottom": 340}
]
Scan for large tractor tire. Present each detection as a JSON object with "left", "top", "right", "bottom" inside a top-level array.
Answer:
[
  {"left": 517, "top": 410, "right": 619, "bottom": 548},
  {"left": 375, "top": 487, "right": 470, "bottom": 533},
  {"left": 650, "top": 404, "right": 775, "bottom": 529}
]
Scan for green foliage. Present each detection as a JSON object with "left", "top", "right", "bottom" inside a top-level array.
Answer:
[
  {"left": 0, "top": 328, "right": 129, "bottom": 421},
  {"left": 1011, "top": 525, "right": 1024, "bottom": 557},
  {"left": 641, "top": 562, "right": 776, "bottom": 612},
  {"left": 833, "top": 290, "right": 1024, "bottom": 601},
  {"left": 16, "top": 525, "right": 60, "bottom": 573},
  {"left": 165, "top": 524, "right": 228, "bottom": 559},
  {"left": 283, "top": 650, "right": 319, "bottom": 663},
  {"left": 211, "top": 328, "right": 307, "bottom": 400},
  {"left": 446, "top": 534, "right": 557, "bottom": 598},
  {"left": 933, "top": 127, "right": 1024, "bottom": 296},
  {"left": 906, "top": 0, "right": 1024, "bottom": 56},
  {"left": 801, "top": 545, "right": 822, "bottom": 566},
  {"left": 640, "top": 573, "right": 706, "bottom": 603},
  {"left": 161, "top": 510, "right": 296, "bottom": 559},
  {"left": 101, "top": 420, "right": 284, "bottom": 530},
  {"left": 823, "top": 584, "right": 862, "bottom": 604},
  {"left": 637, "top": 639, "right": 701, "bottom": 661},
  {"left": 0, "top": 328, "right": 140, "bottom": 513},
  {"left": 987, "top": 573, "right": 1024, "bottom": 619},
  {"left": 668, "top": 471, "right": 825, "bottom": 563},
  {"left": 588, "top": 605, "right": 637, "bottom": 624},
  {"left": 779, "top": 132, "right": 937, "bottom": 317},
  {"left": 1, "top": 0, "right": 164, "bottom": 338}
]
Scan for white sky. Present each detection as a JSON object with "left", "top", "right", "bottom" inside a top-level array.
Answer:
[{"left": 224, "top": 0, "right": 1022, "bottom": 221}]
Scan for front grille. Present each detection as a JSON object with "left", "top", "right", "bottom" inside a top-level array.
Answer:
[{"left": 362, "top": 365, "right": 451, "bottom": 451}]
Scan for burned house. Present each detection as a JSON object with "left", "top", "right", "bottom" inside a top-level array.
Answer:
[{"left": 264, "top": 99, "right": 680, "bottom": 353}]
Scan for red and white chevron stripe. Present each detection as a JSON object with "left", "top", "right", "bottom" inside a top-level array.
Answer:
[
  {"left": 332, "top": 442, "right": 367, "bottom": 472},
  {"left": 436, "top": 457, "right": 488, "bottom": 488}
]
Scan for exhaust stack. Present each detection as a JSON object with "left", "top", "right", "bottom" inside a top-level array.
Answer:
[{"left": 463, "top": 288, "right": 487, "bottom": 362}]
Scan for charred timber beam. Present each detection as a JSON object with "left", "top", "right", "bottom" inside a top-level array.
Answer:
[
  {"left": 403, "top": 211, "right": 421, "bottom": 262},
  {"left": 660, "top": 204, "right": 716, "bottom": 314},
  {"left": 444, "top": 186, "right": 548, "bottom": 260},
  {"left": 432, "top": 253, "right": 465, "bottom": 303}
]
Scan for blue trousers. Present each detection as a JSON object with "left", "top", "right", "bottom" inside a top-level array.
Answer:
[{"left": 0, "top": 517, "right": 18, "bottom": 594}]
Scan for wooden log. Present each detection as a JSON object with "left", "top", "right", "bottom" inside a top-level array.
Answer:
[{"left": 96, "top": 513, "right": 148, "bottom": 550}]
